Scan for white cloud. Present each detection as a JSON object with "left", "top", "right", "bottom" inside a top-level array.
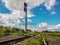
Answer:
[
  {"left": 2, "top": 23, "right": 15, "bottom": 27},
  {"left": 51, "top": 11, "right": 56, "bottom": 15},
  {"left": 44, "top": 0, "right": 56, "bottom": 10},
  {"left": 0, "top": 13, "right": 21, "bottom": 27},
  {"left": 27, "top": 11, "right": 34, "bottom": 18},
  {"left": 2, "top": 0, "right": 45, "bottom": 17},
  {"left": 1, "top": 0, "right": 45, "bottom": 28},
  {"left": 0, "top": 12, "right": 32, "bottom": 28},
  {"left": 2, "top": 0, "right": 25, "bottom": 11},
  {"left": 55, "top": 24, "right": 60, "bottom": 29},
  {"left": 32, "top": 22, "right": 48, "bottom": 32},
  {"left": 26, "top": 0, "right": 45, "bottom": 9},
  {"left": 2, "top": 0, "right": 45, "bottom": 10},
  {"left": 47, "top": 24, "right": 60, "bottom": 31},
  {"left": 32, "top": 23, "right": 60, "bottom": 32},
  {"left": 27, "top": 19, "right": 32, "bottom": 22},
  {"left": 0, "top": 0, "right": 57, "bottom": 30},
  {"left": 2, "top": 0, "right": 45, "bottom": 18},
  {"left": 39, "top": 23, "right": 48, "bottom": 29},
  {"left": 2, "top": 0, "right": 54, "bottom": 11},
  {"left": 22, "top": 19, "right": 32, "bottom": 22}
]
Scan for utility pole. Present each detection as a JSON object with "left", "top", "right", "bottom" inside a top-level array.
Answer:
[{"left": 24, "top": 2, "right": 27, "bottom": 32}]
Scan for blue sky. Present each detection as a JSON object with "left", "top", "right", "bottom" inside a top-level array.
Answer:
[
  {"left": 30, "top": 0, "right": 60, "bottom": 25},
  {"left": 0, "top": 0, "right": 11, "bottom": 14},
  {"left": 0, "top": 0, "right": 60, "bottom": 31}
]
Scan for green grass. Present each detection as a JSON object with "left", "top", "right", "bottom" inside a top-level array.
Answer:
[
  {"left": 41, "top": 32, "right": 60, "bottom": 45},
  {"left": 48, "top": 42, "right": 52, "bottom": 45},
  {"left": 14, "top": 34, "right": 44, "bottom": 45}
]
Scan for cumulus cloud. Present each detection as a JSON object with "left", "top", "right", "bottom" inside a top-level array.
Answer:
[
  {"left": 39, "top": 23, "right": 48, "bottom": 29},
  {"left": 32, "top": 23, "right": 60, "bottom": 32},
  {"left": 2, "top": 0, "right": 25, "bottom": 10},
  {"left": 2, "top": 0, "right": 23, "bottom": 10},
  {"left": 31, "top": 23, "right": 48, "bottom": 32},
  {"left": 55, "top": 24, "right": 60, "bottom": 29},
  {"left": 0, "top": 13, "right": 21, "bottom": 27},
  {"left": 0, "top": 0, "right": 57, "bottom": 30},
  {"left": 47, "top": 24, "right": 60, "bottom": 31},
  {"left": 1, "top": 0, "right": 45, "bottom": 28},
  {"left": 44, "top": 0, "right": 56, "bottom": 10},
  {"left": 2, "top": 0, "right": 45, "bottom": 18},
  {"left": 26, "top": 0, "right": 45, "bottom": 9},
  {"left": 2, "top": 0, "right": 45, "bottom": 10}
]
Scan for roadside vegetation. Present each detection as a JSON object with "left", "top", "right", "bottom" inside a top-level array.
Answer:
[
  {"left": 0, "top": 26, "right": 60, "bottom": 45},
  {"left": 0, "top": 26, "right": 25, "bottom": 37},
  {"left": 0, "top": 25, "right": 44, "bottom": 45}
]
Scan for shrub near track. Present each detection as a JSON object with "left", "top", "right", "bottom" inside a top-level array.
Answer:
[{"left": 22, "top": 34, "right": 44, "bottom": 45}]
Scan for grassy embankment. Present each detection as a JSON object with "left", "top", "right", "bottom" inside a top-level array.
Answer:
[{"left": 41, "top": 32, "right": 60, "bottom": 45}]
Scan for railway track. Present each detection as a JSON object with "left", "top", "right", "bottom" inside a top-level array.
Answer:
[
  {"left": 0, "top": 36, "right": 31, "bottom": 45},
  {"left": 42, "top": 35, "right": 47, "bottom": 45}
]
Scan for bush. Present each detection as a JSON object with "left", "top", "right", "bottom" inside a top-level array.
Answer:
[
  {"left": 0, "top": 31, "right": 4, "bottom": 37},
  {"left": 18, "top": 29, "right": 24, "bottom": 36}
]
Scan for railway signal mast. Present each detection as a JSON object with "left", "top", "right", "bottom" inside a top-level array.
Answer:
[{"left": 24, "top": 2, "right": 27, "bottom": 32}]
